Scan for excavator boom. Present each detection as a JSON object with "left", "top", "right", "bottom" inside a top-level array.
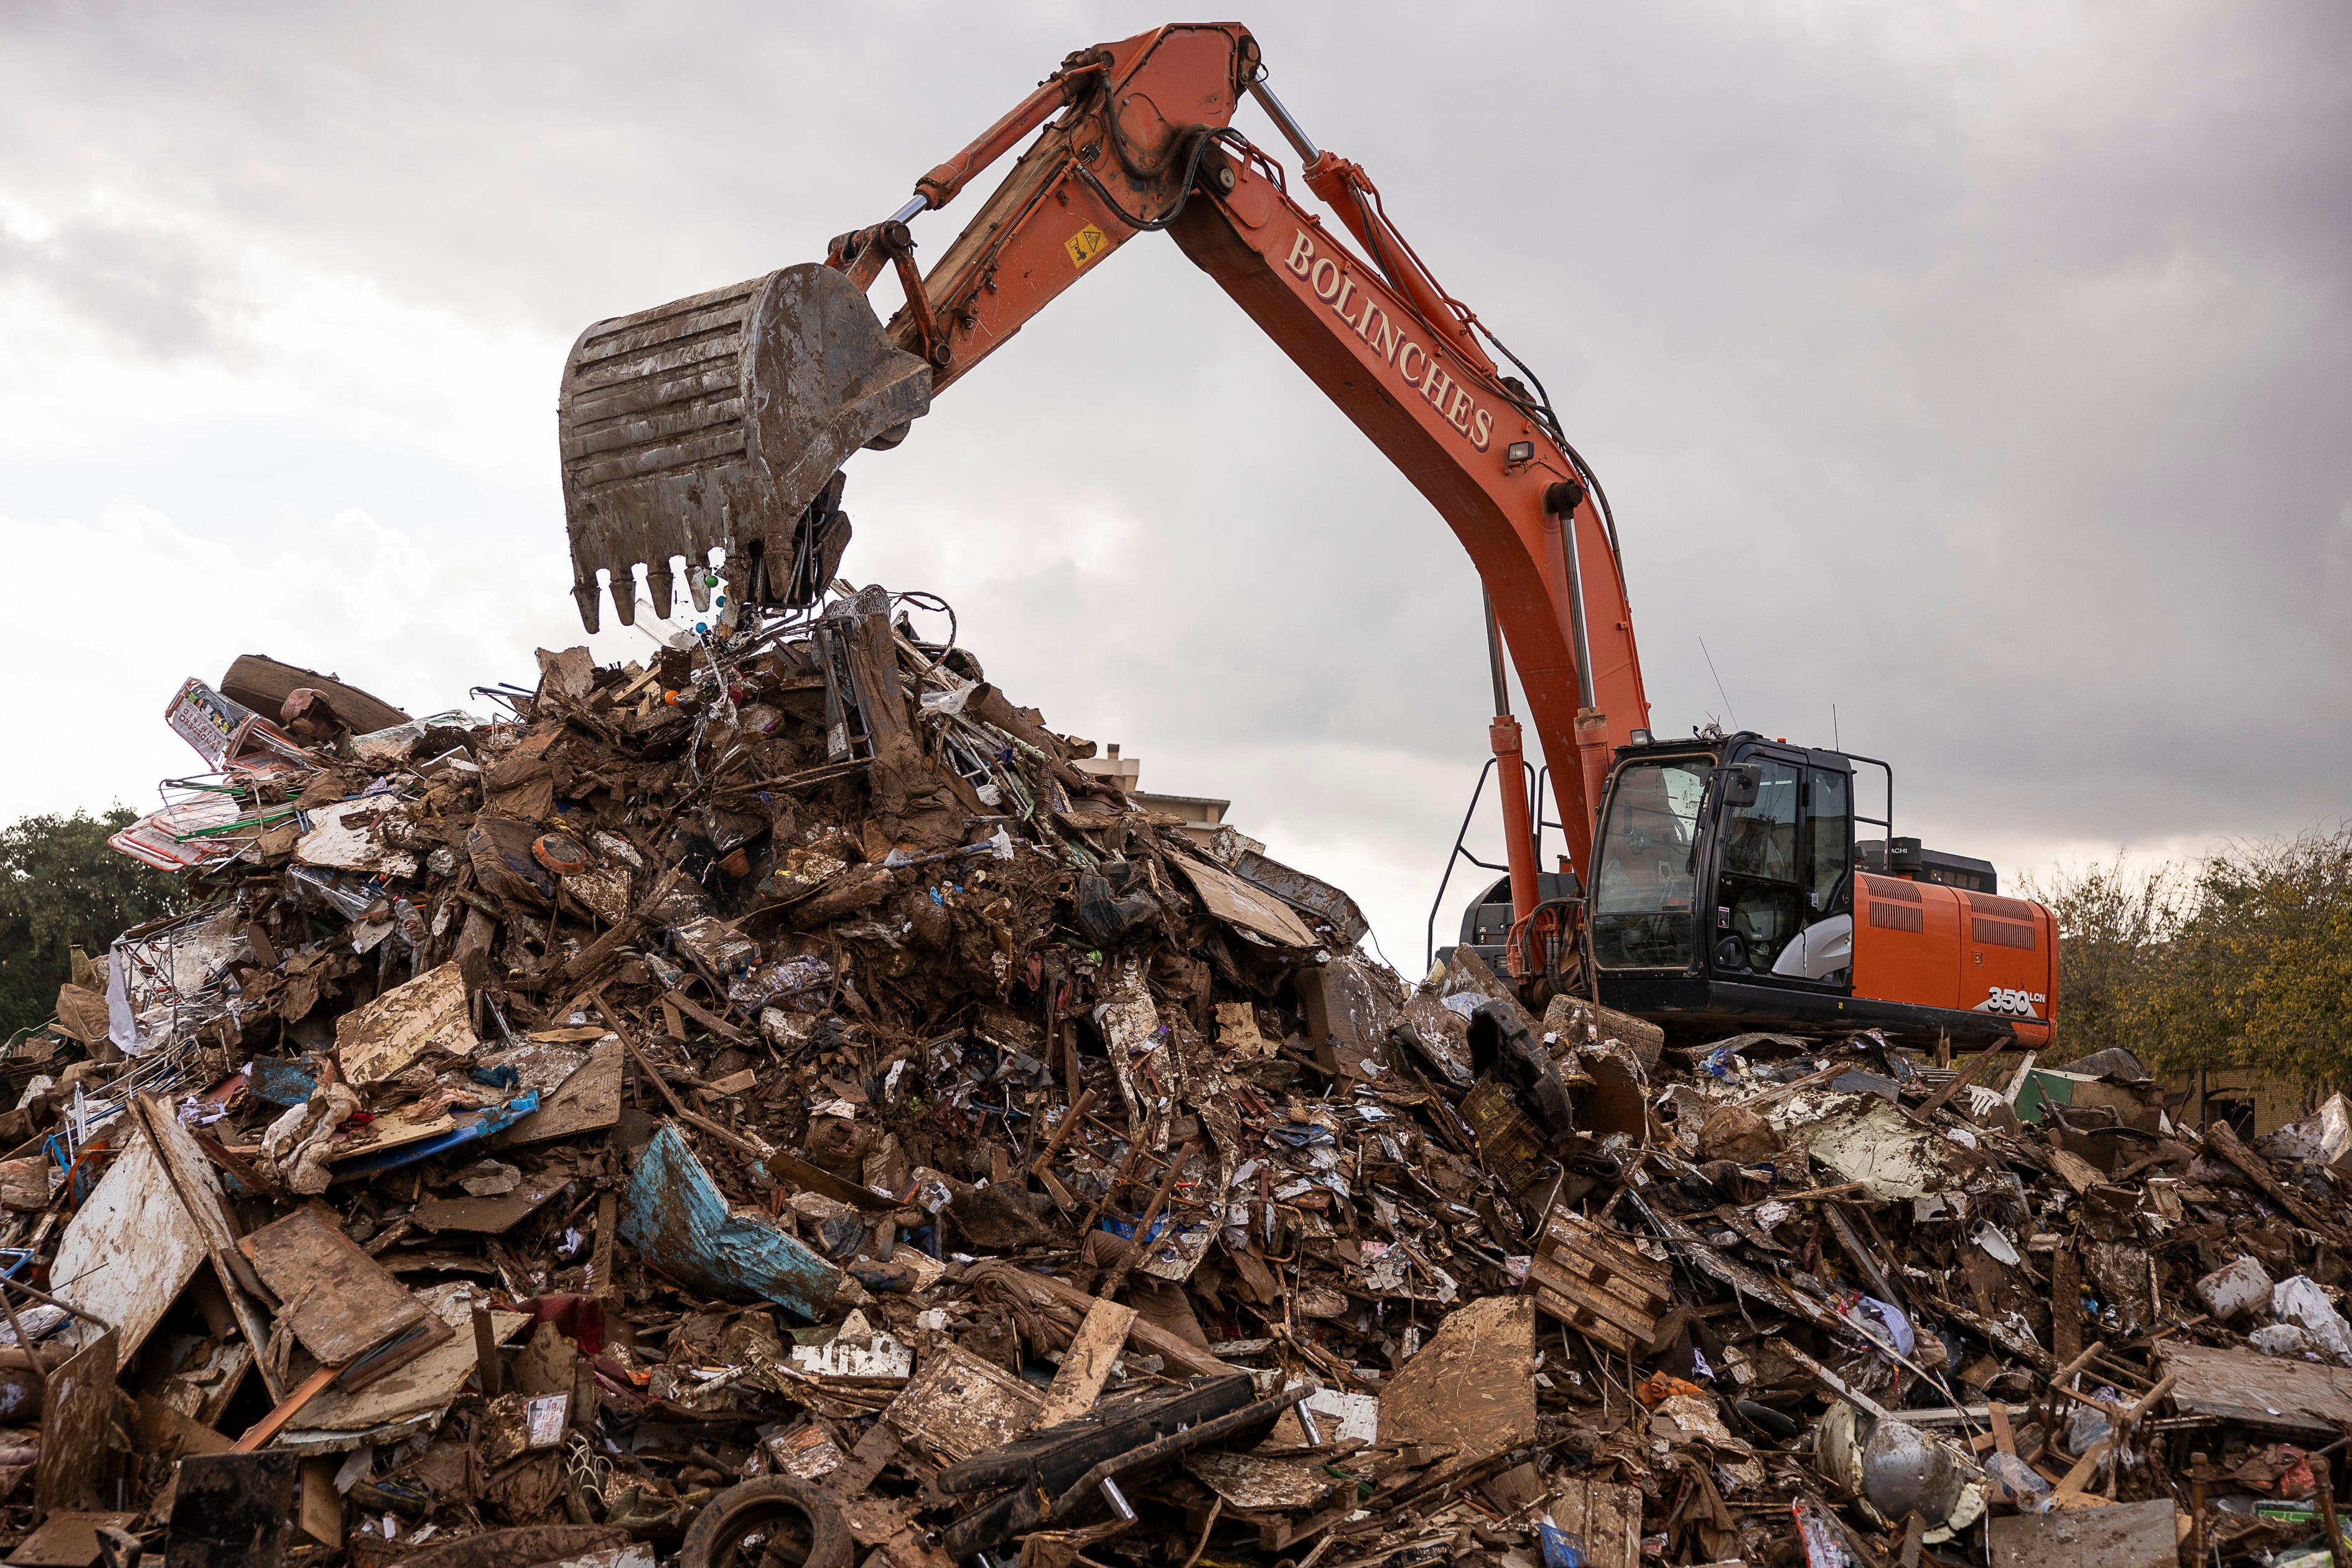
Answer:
[{"left": 556, "top": 22, "right": 1646, "bottom": 896}]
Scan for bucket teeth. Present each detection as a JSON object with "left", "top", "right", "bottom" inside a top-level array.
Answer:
[
  {"left": 646, "top": 561, "right": 675, "bottom": 623},
  {"left": 556, "top": 262, "right": 933, "bottom": 633},
  {"left": 571, "top": 581, "right": 603, "bottom": 636}
]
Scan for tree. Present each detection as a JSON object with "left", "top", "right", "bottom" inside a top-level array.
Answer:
[
  {"left": 0, "top": 809, "right": 189, "bottom": 1040},
  {"left": 2017, "top": 854, "right": 2185, "bottom": 1066},
  {"left": 2028, "top": 828, "right": 2352, "bottom": 1093},
  {"left": 2137, "top": 829, "right": 2352, "bottom": 1089}
]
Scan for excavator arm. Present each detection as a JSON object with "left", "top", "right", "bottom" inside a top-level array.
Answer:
[{"left": 556, "top": 22, "right": 1650, "bottom": 908}]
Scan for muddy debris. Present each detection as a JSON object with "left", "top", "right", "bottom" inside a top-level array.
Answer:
[{"left": 7, "top": 594, "right": 2351, "bottom": 1567}]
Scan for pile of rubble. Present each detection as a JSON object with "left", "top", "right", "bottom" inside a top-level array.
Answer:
[{"left": 12, "top": 584, "right": 2352, "bottom": 1568}]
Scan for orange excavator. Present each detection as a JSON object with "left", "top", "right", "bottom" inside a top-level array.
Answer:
[{"left": 553, "top": 22, "right": 2055, "bottom": 1048}]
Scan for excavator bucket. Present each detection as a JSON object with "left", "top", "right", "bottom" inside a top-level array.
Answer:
[{"left": 556, "top": 262, "right": 933, "bottom": 632}]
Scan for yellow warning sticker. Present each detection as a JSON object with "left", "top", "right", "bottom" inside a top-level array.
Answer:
[{"left": 1064, "top": 223, "right": 1110, "bottom": 270}]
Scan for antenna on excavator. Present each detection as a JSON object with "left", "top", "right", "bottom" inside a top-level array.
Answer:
[{"left": 1699, "top": 636, "right": 1737, "bottom": 729}]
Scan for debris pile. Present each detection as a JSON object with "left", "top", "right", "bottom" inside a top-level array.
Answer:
[{"left": 11, "top": 588, "right": 2352, "bottom": 1568}]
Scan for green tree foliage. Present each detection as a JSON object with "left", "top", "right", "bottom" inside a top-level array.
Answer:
[
  {"left": 0, "top": 810, "right": 189, "bottom": 1040},
  {"left": 2027, "top": 827, "right": 2352, "bottom": 1091},
  {"left": 2016, "top": 854, "right": 2185, "bottom": 1065}
]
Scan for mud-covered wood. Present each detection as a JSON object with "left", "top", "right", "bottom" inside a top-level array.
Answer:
[{"left": 239, "top": 1207, "right": 427, "bottom": 1365}]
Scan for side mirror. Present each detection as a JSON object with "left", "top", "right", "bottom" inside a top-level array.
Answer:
[{"left": 1721, "top": 765, "right": 1761, "bottom": 809}]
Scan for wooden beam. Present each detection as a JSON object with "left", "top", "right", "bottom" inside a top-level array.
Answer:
[{"left": 1032, "top": 1299, "right": 1136, "bottom": 1427}]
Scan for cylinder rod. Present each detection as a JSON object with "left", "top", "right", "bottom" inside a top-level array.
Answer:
[{"left": 1246, "top": 77, "right": 1318, "bottom": 162}]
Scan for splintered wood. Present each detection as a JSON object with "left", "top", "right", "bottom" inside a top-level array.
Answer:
[
  {"left": 1031, "top": 1298, "right": 1136, "bottom": 1427},
  {"left": 1522, "top": 1205, "right": 1673, "bottom": 1355},
  {"left": 2160, "top": 1341, "right": 2352, "bottom": 1438},
  {"left": 1551, "top": 1475, "right": 1645, "bottom": 1568}
]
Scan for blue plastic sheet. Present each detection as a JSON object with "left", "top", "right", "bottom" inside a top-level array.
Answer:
[{"left": 620, "top": 1124, "right": 844, "bottom": 1320}]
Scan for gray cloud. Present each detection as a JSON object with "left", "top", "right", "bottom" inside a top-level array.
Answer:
[
  {"left": 0, "top": 210, "right": 241, "bottom": 357},
  {"left": 0, "top": 1, "right": 2346, "bottom": 950}
]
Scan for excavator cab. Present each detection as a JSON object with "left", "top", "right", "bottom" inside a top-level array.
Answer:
[{"left": 1586, "top": 734, "right": 2054, "bottom": 1048}]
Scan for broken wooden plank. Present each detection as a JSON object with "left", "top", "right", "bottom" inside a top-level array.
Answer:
[
  {"left": 30, "top": 1330, "right": 115, "bottom": 1521},
  {"left": 492, "top": 1037, "right": 623, "bottom": 1148},
  {"left": 1379, "top": 1294, "right": 1537, "bottom": 1468},
  {"left": 1032, "top": 1298, "right": 1136, "bottom": 1427},
  {"left": 49, "top": 1127, "right": 210, "bottom": 1369},
  {"left": 131, "top": 1096, "right": 285, "bottom": 1401},
  {"left": 239, "top": 1207, "right": 427, "bottom": 1365},
  {"left": 1550, "top": 1475, "right": 1645, "bottom": 1568},
  {"left": 963, "top": 1262, "right": 1236, "bottom": 1381},
  {"left": 1914, "top": 1048, "right": 1999, "bottom": 1119},
  {"left": 2158, "top": 1341, "right": 2352, "bottom": 1439},
  {"left": 297, "top": 1457, "right": 343, "bottom": 1549},
  {"left": 2046, "top": 1148, "right": 2103, "bottom": 1196},
  {"left": 9, "top": 1511, "right": 141, "bottom": 1566},
  {"left": 2204, "top": 1120, "right": 2338, "bottom": 1234},
  {"left": 289, "top": 1305, "right": 528, "bottom": 1436},
  {"left": 663, "top": 987, "right": 752, "bottom": 1044},
  {"left": 233, "top": 1362, "right": 340, "bottom": 1452},
  {"left": 1990, "top": 1496, "right": 2177, "bottom": 1568}
]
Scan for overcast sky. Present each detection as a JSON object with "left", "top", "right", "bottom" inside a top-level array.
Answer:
[{"left": 2, "top": 2, "right": 2346, "bottom": 965}]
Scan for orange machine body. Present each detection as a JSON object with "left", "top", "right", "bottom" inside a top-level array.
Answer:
[{"left": 1853, "top": 875, "right": 2056, "bottom": 1049}]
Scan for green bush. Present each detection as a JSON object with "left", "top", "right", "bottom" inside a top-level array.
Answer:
[{"left": 0, "top": 809, "right": 189, "bottom": 1040}]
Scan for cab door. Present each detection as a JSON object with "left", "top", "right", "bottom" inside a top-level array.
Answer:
[
  {"left": 1710, "top": 751, "right": 1854, "bottom": 987},
  {"left": 1790, "top": 762, "right": 1855, "bottom": 984},
  {"left": 1712, "top": 755, "right": 1804, "bottom": 974}
]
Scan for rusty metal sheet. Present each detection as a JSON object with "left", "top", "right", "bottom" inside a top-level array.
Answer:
[
  {"left": 558, "top": 263, "right": 932, "bottom": 632},
  {"left": 1233, "top": 847, "right": 1370, "bottom": 947}
]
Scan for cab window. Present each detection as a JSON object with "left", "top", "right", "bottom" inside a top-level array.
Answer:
[
  {"left": 1590, "top": 758, "right": 1713, "bottom": 969},
  {"left": 1719, "top": 759, "right": 1802, "bottom": 970},
  {"left": 1805, "top": 766, "right": 1852, "bottom": 918}
]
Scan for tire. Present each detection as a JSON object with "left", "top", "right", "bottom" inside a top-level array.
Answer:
[{"left": 679, "top": 1475, "right": 853, "bottom": 1568}]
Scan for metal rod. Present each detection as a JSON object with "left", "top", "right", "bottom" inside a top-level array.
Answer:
[
  {"left": 1246, "top": 78, "right": 1318, "bottom": 162},
  {"left": 890, "top": 194, "right": 928, "bottom": 224},
  {"left": 1482, "top": 590, "right": 1511, "bottom": 717},
  {"left": 1554, "top": 503, "right": 1598, "bottom": 711},
  {"left": 1293, "top": 1400, "right": 1323, "bottom": 1445},
  {"left": 1098, "top": 1477, "right": 1136, "bottom": 1522}
]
